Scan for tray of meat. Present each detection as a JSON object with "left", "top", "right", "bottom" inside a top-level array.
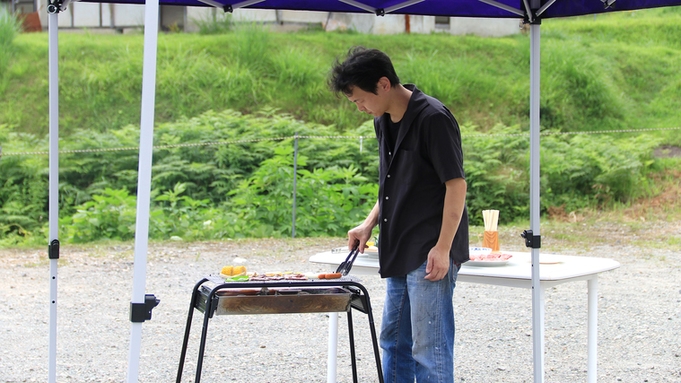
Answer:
[{"left": 466, "top": 252, "right": 513, "bottom": 267}]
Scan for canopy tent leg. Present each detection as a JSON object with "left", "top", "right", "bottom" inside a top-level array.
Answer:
[
  {"left": 529, "top": 21, "right": 544, "bottom": 383},
  {"left": 48, "top": 10, "right": 59, "bottom": 383},
  {"left": 126, "top": 0, "right": 160, "bottom": 381}
]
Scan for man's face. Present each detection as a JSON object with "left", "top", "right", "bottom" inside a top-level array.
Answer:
[{"left": 345, "top": 85, "right": 387, "bottom": 117}]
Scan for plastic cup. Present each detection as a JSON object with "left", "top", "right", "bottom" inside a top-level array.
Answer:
[{"left": 483, "top": 230, "right": 499, "bottom": 252}]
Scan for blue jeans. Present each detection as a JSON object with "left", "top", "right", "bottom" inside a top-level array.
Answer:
[{"left": 380, "top": 259, "right": 458, "bottom": 383}]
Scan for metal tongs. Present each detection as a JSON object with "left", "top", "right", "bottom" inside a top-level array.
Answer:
[{"left": 335, "top": 242, "right": 360, "bottom": 276}]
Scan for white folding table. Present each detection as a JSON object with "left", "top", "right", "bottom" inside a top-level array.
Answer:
[{"left": 309, "top": 250, "right": 620, "bottom": 383}]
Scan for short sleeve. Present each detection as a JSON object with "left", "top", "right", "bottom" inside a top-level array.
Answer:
[{"left": 422, "top": 111, "right": 465, "bottom": 183}]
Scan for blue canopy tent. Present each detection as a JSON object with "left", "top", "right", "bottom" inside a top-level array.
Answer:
[{"left": 42, "top": 1, "right": 679, "bottom": 382}]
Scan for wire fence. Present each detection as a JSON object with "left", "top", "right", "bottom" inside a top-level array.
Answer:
[
  {"left": 1, "top": 126, "right": 680, "bottom": 158},
  {"left": 2, "top": 126, "right": 679, "bottom": 239}
]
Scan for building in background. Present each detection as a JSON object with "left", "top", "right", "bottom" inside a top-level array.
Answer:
[
  {"left": 4, "top": 0, "right": 520, "bottom": 37},
  {"left": 2, "top": 0, "right": 36, "bottom": 13}
]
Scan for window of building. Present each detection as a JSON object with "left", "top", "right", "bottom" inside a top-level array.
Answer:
[{"left": 435, "top": 16, "right": 450, "bottom": 29}]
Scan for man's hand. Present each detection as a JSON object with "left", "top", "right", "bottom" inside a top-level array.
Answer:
[
  {"left": 347, "top": 225, "right": 372, "bottom": 253},
  {"left": 425, "top": 178, "right": 465, "bottom": 281},
  {"left": 348, "top": 201, "right": 380, "bottom": 253},
  {"left": 425, "top": 246, "right": 450, "bottom": 281}
]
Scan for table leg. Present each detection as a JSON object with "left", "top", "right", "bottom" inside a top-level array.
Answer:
[
  {"left": 587, "top": 278, "right": 598, "bottom": 383},
  {"left": 327, "top": 313, "right": 339, "bottom": 383}
]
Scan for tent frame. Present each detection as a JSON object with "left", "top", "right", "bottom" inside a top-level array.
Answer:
[
  {"left": 44, "top": 1, "right": 549, "bottom": 382},
  {"left": 46, "top": 0, "right": 674, "bottom": 381},
  {"left": 45, "top": 0, "right": 162, "bottom": 382}
]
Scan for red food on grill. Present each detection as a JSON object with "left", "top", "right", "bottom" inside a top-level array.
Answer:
[
  {"left": 246, "top": 273, "right": 308, "bottom": 281},
  {"left": 469, "top": 252, "right": 513, "bottom": 261}
]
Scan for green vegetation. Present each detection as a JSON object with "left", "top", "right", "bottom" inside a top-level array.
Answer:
[
  {"left": 0, "top": 8, "right": 680, "bottom": 246},
  {"left": 0, "top": 8, "right": 21, "bottom": 94},
  {"left": 2, "top": 8, "right": 681, "bottom": 137},
  {"left": 1, "top": 109, "right": 670, "bottom": 246},
  {"left": 1, "top": 110, "right": 381, "bottom": 245}
]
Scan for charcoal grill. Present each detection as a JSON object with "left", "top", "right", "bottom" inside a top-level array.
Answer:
[{"left": 176, "top": 276, "right": 383, "bottom": 383}]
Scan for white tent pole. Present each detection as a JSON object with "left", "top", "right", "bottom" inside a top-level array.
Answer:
[
  {"left": 48, "top": 10, "right": 59, "bottom": 383},
  {"left": 529, "top": 22, "right": 543, "bottom": 383},
  {"left": 126, "top": 0, "right": 160, "bottom": 380}
]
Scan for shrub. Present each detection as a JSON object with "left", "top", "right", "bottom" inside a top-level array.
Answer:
[{"left": 0, "top": 110, "right": 666, "bottom": 243}]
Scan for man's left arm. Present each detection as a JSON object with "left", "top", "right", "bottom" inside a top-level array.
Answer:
[{"left": 425, "top": 177, "right": 467, "bottom": 281}]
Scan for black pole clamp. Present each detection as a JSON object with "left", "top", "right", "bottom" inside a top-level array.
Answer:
[
  {"left": 47, "top": 0, "right": 64, "bottom": 14},
  {"left": 130, "top": 294, "right": 160, "bottom": 323},
  {"left": 521, "top": 229, "right": 541, "bottom": 249},
  {"left": 48, "top": 239, "right": 60, "bottom": 260}
]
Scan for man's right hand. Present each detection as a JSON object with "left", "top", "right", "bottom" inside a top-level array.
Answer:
[
  {"left": 347, "top": 225, "right": 372, "bottom": 253},
  {"left": 348, "top": 200, "right": 380, "bottom": 253}
]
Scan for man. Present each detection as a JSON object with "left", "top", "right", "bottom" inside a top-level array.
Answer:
[{"left": 329, "top": 46, "right": 469, "bottom": 383}]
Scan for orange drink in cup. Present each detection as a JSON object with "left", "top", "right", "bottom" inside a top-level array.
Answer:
[
  {"left": 482, "top": 210, "right": 500, "bottom": 252},
  {"left": 482, "top": 230, "right": 499, "bottom": 252}
]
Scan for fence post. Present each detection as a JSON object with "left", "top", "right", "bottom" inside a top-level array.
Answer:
[{"left": 292, "top": 132, "right": 298, "bottom": 238}]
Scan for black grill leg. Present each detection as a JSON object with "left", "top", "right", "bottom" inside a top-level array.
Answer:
[
  {"left": 194, "top": 296, "right": 215, "bottom": 383},
  {"left": 347, "top": 310, "right": 358, "bottom": 383},
  {"left": 351, "top": 283, "right": 384, "bottom": 383},
  {"left": 177, "top": 278, "right": 207, "bottom": 383}
]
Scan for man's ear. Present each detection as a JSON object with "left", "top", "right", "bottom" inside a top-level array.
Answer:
[{"left": 377, "top": 77, "right": 391, "bottom": 93}]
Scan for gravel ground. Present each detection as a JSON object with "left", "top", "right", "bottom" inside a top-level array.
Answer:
[{"left": 1, "top": 221, "right": 680, "bottom": 383}]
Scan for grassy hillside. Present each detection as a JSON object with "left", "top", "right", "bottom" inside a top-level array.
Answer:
[
  {"left": 1, "top": 7, "right": 680, "bottom": 141},
  {"left": 1, "top": 8, "right": 680, "bottom": 246}
]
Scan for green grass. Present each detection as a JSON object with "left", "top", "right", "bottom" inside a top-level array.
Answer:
[
  {"left": 542, "top": 9, "right": 681, "bottom": 132},
  {"left": 0, "top": 9, "right": 21, "bottom": 94},
  {"left": 1, "top": 8, "right": 680, "bottom": 136}
]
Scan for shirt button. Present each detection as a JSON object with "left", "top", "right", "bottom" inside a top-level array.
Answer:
[
  {"left": 385, "top": 196, "right": 389, "bottom": 200},
  {"left": 388, "top": 151, "right": 392, "bottom": 156},
  {"left": 383, "top": 218, "right": 388, "bottom": 222},
  {"left": 387, "top": 174, "right": 391, "bottom": 178}
]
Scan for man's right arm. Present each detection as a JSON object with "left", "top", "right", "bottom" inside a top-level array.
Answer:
[{"left": 347, "top": 200, "right": 379, "bottom": 252}]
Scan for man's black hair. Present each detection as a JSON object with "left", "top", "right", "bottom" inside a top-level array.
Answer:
[{"left": 329, "top": 46, "right": 401, "bottom": 96}]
